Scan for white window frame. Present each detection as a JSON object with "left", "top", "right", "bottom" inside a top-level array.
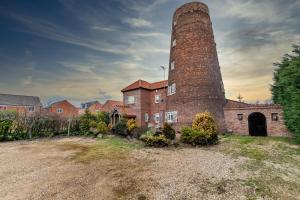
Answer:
[
  {"left": 171, "top": 61, "right": 175, "bottom": 70},
  {"left": 28, "top": 106, "right": 34, "bottom": 112},
  {"left": 167, "top": 83, "right": 176, "bottom": 96},
  {"left": 155, "top": 95, "right": 160, "bottom": 104},
  {"left": 172, "top": 39, "right": 176, "bottom": 47},
  {"left": 145, "top": 113, "right": 149, "bottom": 122},
  {"left": 166, "top": 111, "right": 178, "bottom": 123},
  {"left": 155, "top": 113, "right": 160, "bottom": 123},
  {"left": 125, "top": 96, "right": 135, "bottom": 105},
  {"left": 57, "top": 108, "right": 63, "bottom": 113}
]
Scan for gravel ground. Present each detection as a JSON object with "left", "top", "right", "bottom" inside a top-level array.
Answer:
[{"left": 0, "top": 137, "right": 298, "bottom": 200}]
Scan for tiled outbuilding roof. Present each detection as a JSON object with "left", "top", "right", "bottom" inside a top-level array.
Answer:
[
  {"left": 121, "top": 80, "right": 168, "bottom": 92},
  {"left": 0, "top": 94, "right": 42, "bottom": 106}
]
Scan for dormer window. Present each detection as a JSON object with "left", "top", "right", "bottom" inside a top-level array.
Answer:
[
  {"left": 172, "top": 39, "right": 176, "bottom": 47},
  {"left": 171, "top": 61, "right": 175, "bottom": 70}
]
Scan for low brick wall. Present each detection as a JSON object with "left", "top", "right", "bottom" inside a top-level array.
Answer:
[{"left": 224, "top": 105, "right": 290, "bottom": 137}]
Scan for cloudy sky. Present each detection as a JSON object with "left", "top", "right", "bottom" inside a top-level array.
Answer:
[{"left": 0, "top": 0, "right": 299, "bottom": 105}]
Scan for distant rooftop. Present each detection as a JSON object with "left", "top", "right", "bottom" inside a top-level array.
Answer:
[{"left": 0, "top": 94, "right": 42, "bottom": 106}]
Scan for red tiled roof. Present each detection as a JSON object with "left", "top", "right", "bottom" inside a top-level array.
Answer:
[
  {"left": 116, "top": 105, "right": 136, "bottom": 117},
  {"left": 101, "top": 100, "right": 123, "bottom": 112},
  {"left": 121, "top": 79, "right": 168, "bottom": 92},
  {"left": 224, "top": 99, "right": 250, "bottom": 109}
]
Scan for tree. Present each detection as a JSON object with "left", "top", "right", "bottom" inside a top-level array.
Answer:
[
  {"left": 271, "top": 44, "right": 300, "bottom": 143},
  {"left": 96, "top": 112, "right": 110, "bottom": 125}
]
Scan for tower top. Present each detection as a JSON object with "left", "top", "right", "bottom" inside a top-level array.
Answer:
[{"left": 174, "top": 1, "right": 209, "bottom": 19}]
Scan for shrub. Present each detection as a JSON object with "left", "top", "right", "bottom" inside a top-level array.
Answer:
[
  {"left": 192, "top": 112, "right": 217, "bottom": 134},
  {"left": 113, "top": 118, "right": 128, "bottom": 136},
  {"left": 96, "top": 112, "right": 110, "bottom": 125},
  {"left": 97, "top": 121, "right": 108, "bottom": 134},
  {"left": 127, "top": 119, "right": 137, "bottom": 135},
  {"left": 162, "top": 122, "right": 176, "bottom": 140},
  {"left": 180, "top": 126, "right": 218, "bottom": 146},
  {"left": 89, "top": 121, "right": 98, "bottom": 128},
  {"left": 79, "top": 110, "right": 97, "bottom": 134},
  {"left": 140, "top": 131, "right": 170, "bottom": 147},
  {"left": 132, "top": 126, "right": 149, "bottom": 139}
]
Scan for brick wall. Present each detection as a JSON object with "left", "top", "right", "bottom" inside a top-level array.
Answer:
[
  {"left": 224, "top": 106, "right": 290, "bottom": 137},
  {"left": 47, "top": 100, "right": 78, "bottom": 118}
]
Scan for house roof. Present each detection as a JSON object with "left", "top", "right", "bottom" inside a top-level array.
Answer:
[
  {"left": 115, "top": 105, "right": 136, "bottom": 117},
  {"left": 101, "top": 100, "right": 123, "bottom": 112},
  {"left": 224, "top": 99, "right": 250, "bottom": 109},
  {"left": 46, "top": 100, "right": 77, "bottom": 109},
  {"left": 0, "top": 94, "right": 42, "bottom": 106},
  {"left": 81, "top": 100, "right": 102, "bottom": 109},
  {"left": 121, "top": 79, "right": 168, "bottom": 92}
]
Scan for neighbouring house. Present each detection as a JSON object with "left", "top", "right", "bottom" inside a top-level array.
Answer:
[
  {"left": 80, "top": 101, "right": 102, "bottom": 114},
  {"left": 0, "top": 94, "right": 42, "bottom": 114},
  {"left": 46, "top": 100, "right": 78, "bottom": 118}
]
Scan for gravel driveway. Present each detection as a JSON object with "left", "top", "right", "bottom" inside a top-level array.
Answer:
[{"left": 0, "top": 137, "right": 299, "bottom": 200}]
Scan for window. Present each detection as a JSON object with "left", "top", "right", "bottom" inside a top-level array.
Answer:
[
  {"left": 171, "top": 61, "right": 175, "bottom": 70},
  {"left": 172, "top": 39, "right": 176, "bottom": 47},
  {"left": 155, "top": 113, "right": 160, "bottom": 123},
  {"left": 173, "top": 20, "right": 177, "bottom": 26},
  {"left": 271, "top": 113, "right": 278, "bottom": 121},
  {"left": 237, "top": 114, "right": 243, "bottom": 121},
  {"left": 0, "top": 106, "right": 7, "bottom": 110},
  {"left": 168, "top": 83, "right": 176, "bottom": 96},
  {"left": 57, "top": 108, "right": 63, "bottom": 113},
  {"left": 155, "top": 95, "right": 160, "bottom": 103},
  {"left": 166, "top": 111, "right": 177, "bottom": 123},
  {"left": 145, "top": 113, "right": 149, "bottom": 122},
  {"left": 125, "top": 96, "right": 135, "bottom": 105},
  {"left": 28, "top": 106, "right": 34, "bottom": 112}
]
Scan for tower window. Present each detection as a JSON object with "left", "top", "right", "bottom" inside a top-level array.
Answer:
[
  {"left": 155, "top": 113, "right": 160, "bottom": 123},
  {"left": 172, "top": 39, "right": 176, "bottom": 47},
  {"left": 171, "top": 61, "right": 175, "bottom": 70},
  {"left": 145, "top": 113, "right": 149, "bottom": 122},
  {"left": 173, "top": 20, "right": 177, "bottom": 26},
  {"left": 168, "top": 83, "right": 176, "bottom": 96},
  {"left": 28, "top": 106, "right": 34, "bottom": 112}
]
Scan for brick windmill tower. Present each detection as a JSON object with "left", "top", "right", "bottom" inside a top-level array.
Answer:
[{"left": 166, "top": 2, "right": 226, "bottom": 131}]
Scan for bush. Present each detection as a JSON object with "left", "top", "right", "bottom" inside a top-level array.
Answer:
[
  {"left": 79, "top": 110, "right": 97, "bottom": 134},
  {"left": 162, "top": 123, "right": 176, "bottom": 140},
  {"left": 97, "top": 121, "right": 108, "bottom": 134},
  {"left": 132, "top": 126, "right": 149, "bottom": 139},
  {"left": 192, "top": 112, "right": 217, "bottom": 134},
  {"left": 113, "top": 118, "right": 128, "bottom": 136},
  {"left": 96, "top": 112, "right": 110, "bottom": 126},
  {"left": 181, "top": 126, "right": 218, "bottom": 146},
  {"left": 140, "top": 131, "right": 170, "bottom": 147},
  {"left": 127, "top": 119, "right": 137, "bottom": 135}
]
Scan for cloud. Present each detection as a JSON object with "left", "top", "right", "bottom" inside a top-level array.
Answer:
[{"left": 123, "top": 18, "right": 153, "bottom": 28}]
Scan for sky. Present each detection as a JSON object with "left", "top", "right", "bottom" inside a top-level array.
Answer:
[{"left": 0, "top": 0, "right": 300, "bottom": 105}]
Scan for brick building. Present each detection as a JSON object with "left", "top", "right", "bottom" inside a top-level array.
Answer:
[
  {"left": 46, "top": 100, "right": 78, "bottom": 118},
  {"left": 0, "top": 94, "right": 42, "bottom": 114},
  {"left": 112, "top": 2, "right": 290, "bottom": 137}
]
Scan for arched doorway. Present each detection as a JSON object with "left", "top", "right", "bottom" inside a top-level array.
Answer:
[{"left": 248, "top": 112, "right": 267, "bottom": 136}]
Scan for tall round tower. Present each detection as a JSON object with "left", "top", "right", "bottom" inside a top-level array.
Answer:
[{"left": 166, "top": 2, "right": 226, "bottom": 131}]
